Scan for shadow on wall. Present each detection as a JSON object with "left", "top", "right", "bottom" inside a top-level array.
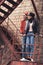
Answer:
[{"left": 0, "top": 26, "right": 21, "bottom": 51}]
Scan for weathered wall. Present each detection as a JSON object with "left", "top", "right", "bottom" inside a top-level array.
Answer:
[{"left": 1, "top": 0, "right": 43, "bottom": 65}]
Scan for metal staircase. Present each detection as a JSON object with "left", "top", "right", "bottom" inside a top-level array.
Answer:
[
  {"left": 0, "top": 0, "right": 43, "bottom": 65},
  {"left": 0, "top": 26, "right": 21, "bottom": 64},
  {"left": 0, "top": 0, "right": 22, "bottom": 24}
]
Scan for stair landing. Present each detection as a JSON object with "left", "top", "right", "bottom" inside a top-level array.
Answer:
[{"left": 7, "top": 61, "right": 43, "bottom": 65}]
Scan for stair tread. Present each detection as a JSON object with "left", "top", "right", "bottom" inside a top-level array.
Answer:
[
  {"left": 2, "top": 3, "right": 13, "bottom": 10},
  {"left": 0, "top": 0, "right": 22, "bottom": 24},
  {"left": 0, "top": 8, "right": 9, "bottom": 15},
  {"left": 7, "top": 0, "right": 18, "bottom": 5}
]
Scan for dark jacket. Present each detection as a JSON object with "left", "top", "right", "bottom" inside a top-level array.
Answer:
[{"left": 26, "top": 18, "right": 40, "bottom": 34}]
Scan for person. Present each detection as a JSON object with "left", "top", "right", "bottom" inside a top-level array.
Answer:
[{"left": 20, "top": 12, "right": 39, "bottom": 61}]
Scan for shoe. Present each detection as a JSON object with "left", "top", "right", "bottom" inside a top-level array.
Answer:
[
  {"left": 25, "top": 58, "right": 31, "bottom": 61},
  {"left": 20, "top": 58, "right": 29, "bottom": 61},
  {"left": 25, "top": 56, "right": 31, "bottom": 61},
  {"left": 31, "top": 58, "right": 34, "bottom": 62}
]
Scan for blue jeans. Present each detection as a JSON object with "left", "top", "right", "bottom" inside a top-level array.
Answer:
[
  {"left": 22, "top": 35, "right": 26, "bottom": 58},
  {"left": 26, "top": 32, "right": 34, "bottom": 57},
  {"left": 21, "top": 32, "right": 34, "bottom": 58}
]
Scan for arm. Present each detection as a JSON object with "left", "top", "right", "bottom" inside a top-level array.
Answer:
[
  {"left": 20, "top": 20, "right": 26, "bottom": 34},
  {"left": 35, "top": 18, "right": 40, "bottom": 35}
]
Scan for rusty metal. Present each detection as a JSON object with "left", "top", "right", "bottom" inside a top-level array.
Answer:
[
  {"left": 7, "top": 61, "right": 43, "bottom": 65},
  {"left": 0, "top": 0, "right": 23, "bottom": 24},
  {"left": 0, "top": 0, "right": 5, "bottom": 5},
  {"left": 31, "top": 0, "right": 40, "bottom": 20}
]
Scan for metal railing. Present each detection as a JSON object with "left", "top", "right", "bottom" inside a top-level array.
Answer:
[{"left": 1, "top": 17, "right": 43, "bottom": 63}]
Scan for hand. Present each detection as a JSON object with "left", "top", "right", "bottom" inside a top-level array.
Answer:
[
  {"left": 1, "top": 45, "right": 4, "bottom": 48},
  {"left": 35, "top": 33, "right": 38, "bottom": 37},
  {"left": 39, "top": 34, "right": 42, "bottom": 37}
]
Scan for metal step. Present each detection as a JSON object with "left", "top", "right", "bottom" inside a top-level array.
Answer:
[
  {"left": 0, "top": 0, "right": 22, "bottom": 24},
  {"left": 2, "top": 3, "right": 13, "bottom": 11},
  {"left": 0, "top": 9, "right": 9, "bottom": 15},
  {"left": 7, "top": 0, "right": 18, "bottom": 6}
]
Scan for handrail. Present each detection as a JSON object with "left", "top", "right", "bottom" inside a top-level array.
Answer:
[
  {"left": 2, "top": 17, "right": 43, "bottom": 41},
  {"left": 0, "top": 28, "right": 19, "bottom": 59},
  {"left": 4, "top": 17, "right": 43, "bottom": 38},
  {"left": 1, "top": 19, "right": 43, "bottom": 62}
]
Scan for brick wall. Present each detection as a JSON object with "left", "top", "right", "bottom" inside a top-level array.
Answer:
[
  {"left": 1, "top": 0, "right": 43, "bottom": 65},
  {"left": 2, "top": 0, "right": 43, "bottom": 32},
  {"left": 2, "top": 0, "right": 34, "bottom": 30}
]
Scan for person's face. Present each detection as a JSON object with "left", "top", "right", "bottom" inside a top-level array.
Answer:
[{"left": 27, "top": 16, "right": 32, "bottom": 19}]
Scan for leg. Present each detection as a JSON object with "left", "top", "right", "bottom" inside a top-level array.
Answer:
[
  {"left": 20, "top": 35, "right": 30, "bottom": 61},
  {"left": 26, "top": 36, "right": 30, "bottom": 57},
  {"left": 21, "top": 36, "right": 26, "bottom": 58},
  {"left": 30, "top": 35, "right": 34, "bottom": 57}
]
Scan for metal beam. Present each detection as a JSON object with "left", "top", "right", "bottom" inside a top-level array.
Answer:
[{"left": 31, "top": 0, "right": 40, "bottom": 20}]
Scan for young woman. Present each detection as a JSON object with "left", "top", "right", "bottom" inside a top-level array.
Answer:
[{"left": 20, "top": 12, "right": 39, "bottom": 61}]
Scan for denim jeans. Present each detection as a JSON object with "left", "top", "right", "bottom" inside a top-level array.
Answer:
[
  {"left": 22, "top": 35, "right": 26, "bottom": 58},
  {"left": 26, "top": 32, "right": 34, "bottom": 57},
  {"left": 21, "top": 32, "right": 34, "bottom": 58}
]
